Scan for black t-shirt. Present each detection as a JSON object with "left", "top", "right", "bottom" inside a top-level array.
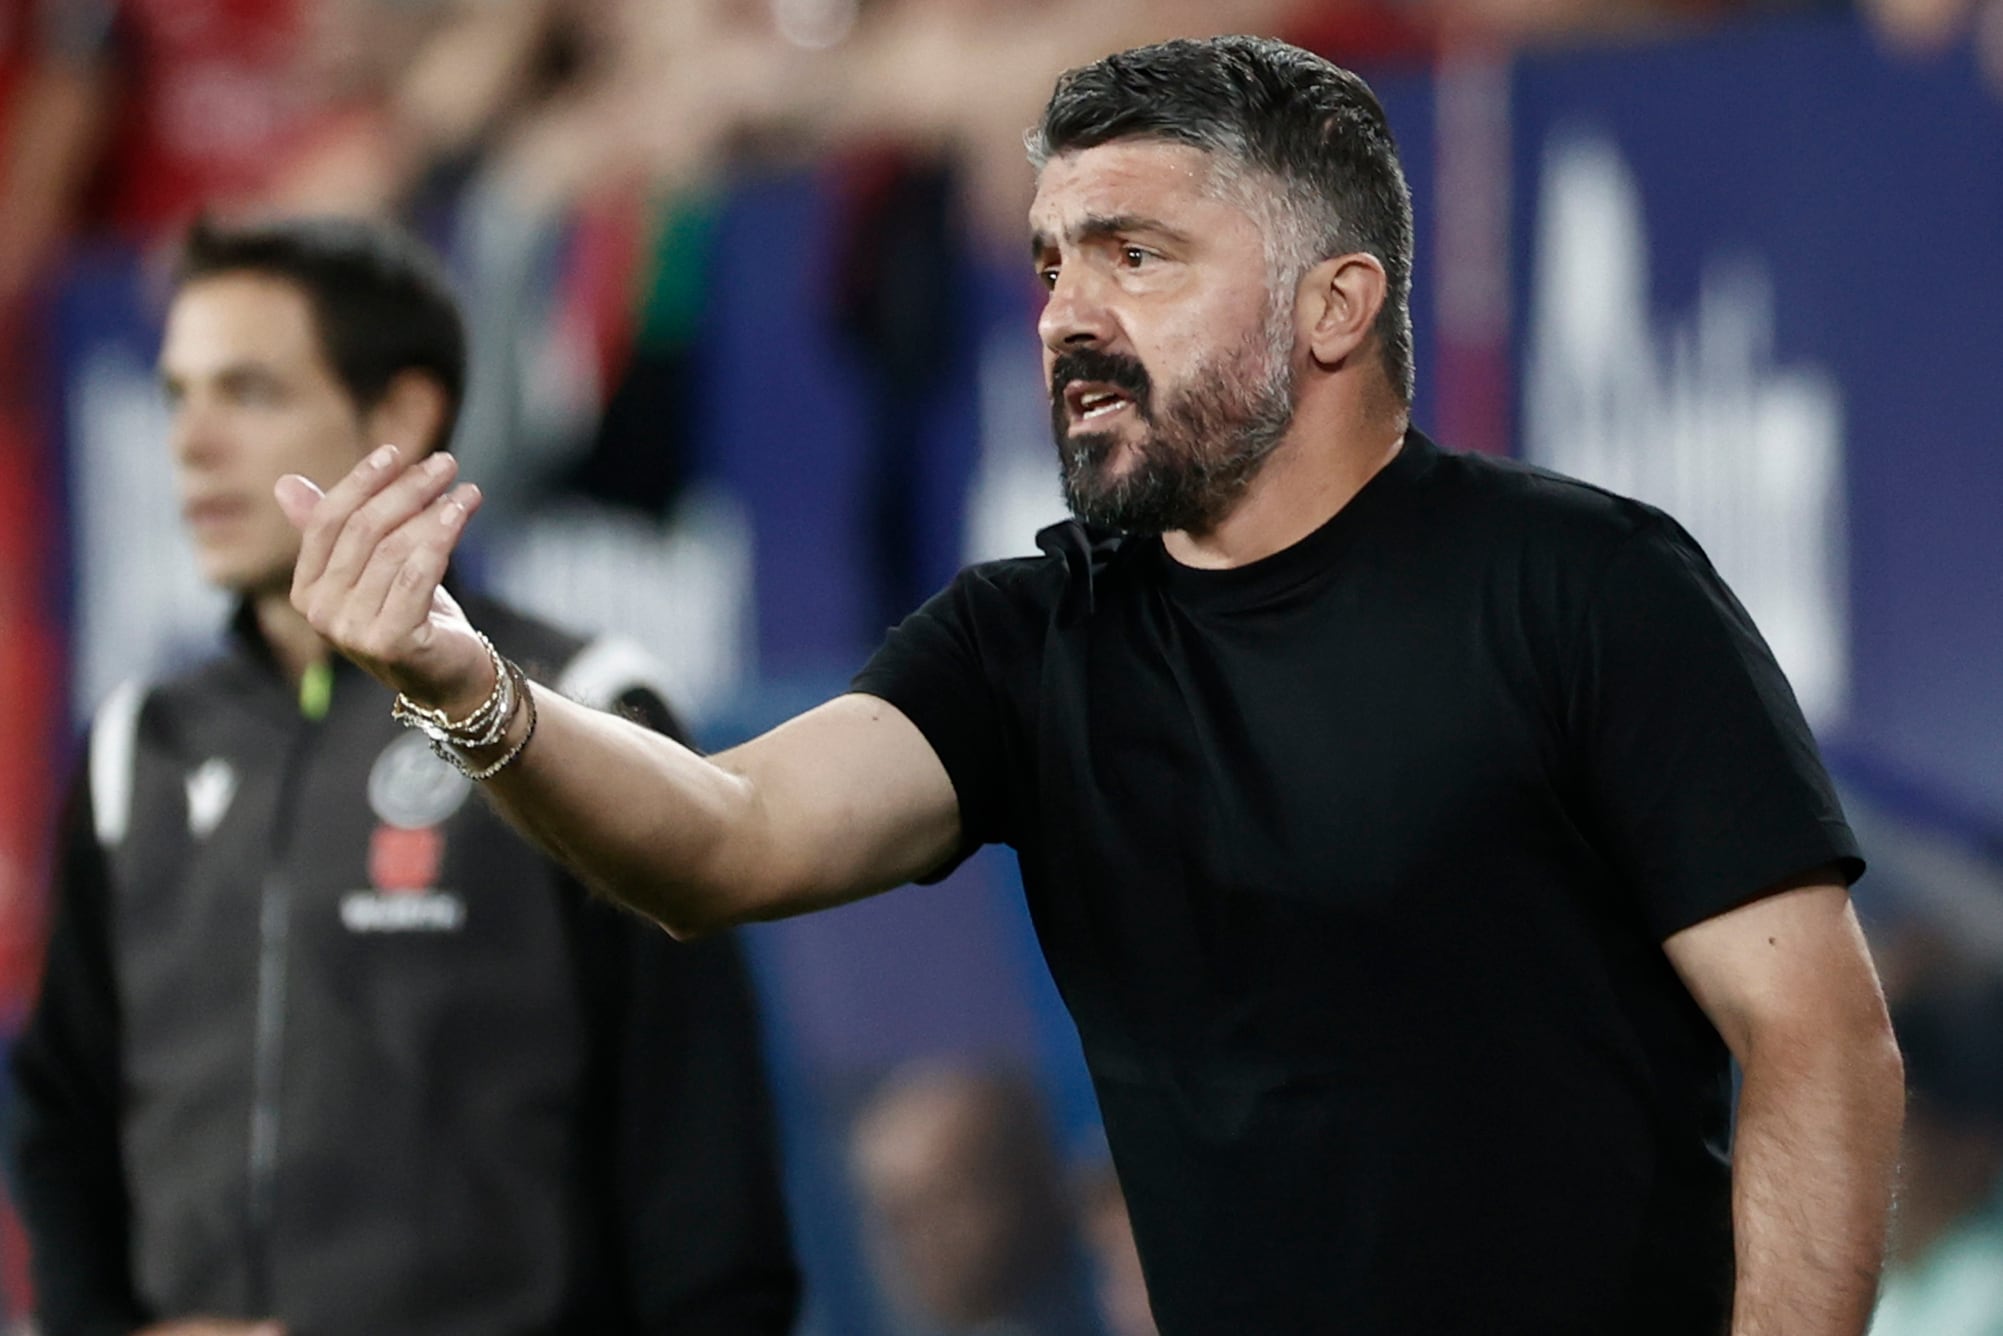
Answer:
[{"left": 853, "top": 429, "right": 1860, "bottom": 1336}]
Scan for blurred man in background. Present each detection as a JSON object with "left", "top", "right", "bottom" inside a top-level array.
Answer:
[
  {"left": 849, "top": 1061, "right": 1102, "bottom": 1336},
  {"left": 8, "top": 215, "right": 800, "bottom": 1336}
]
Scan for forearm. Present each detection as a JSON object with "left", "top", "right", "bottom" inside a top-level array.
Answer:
[
  {"left": 275, "top": 454, "right": 958, "bottom": 929},
  {"left": 473, "top": 684, "right": 768, "bottom": 935},
  {"left": 469, "top": 685, "right": 945, "bottom": 934},
  {"left": 1729, "top": 1029, "right": 1904, "bottom": 1336}
]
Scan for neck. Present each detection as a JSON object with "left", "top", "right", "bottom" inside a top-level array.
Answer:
[
  {"left": 1161, "top": 395, "right": 1409, "bottom": 570},
  {"left": 252, "top": 588, "right": 329, "bottom": 687}
]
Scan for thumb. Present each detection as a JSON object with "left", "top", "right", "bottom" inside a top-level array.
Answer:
[{"left": 273, "top": 474, "right": 323, "bottom": 529}]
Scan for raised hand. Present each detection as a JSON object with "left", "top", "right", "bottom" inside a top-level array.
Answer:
[{"left": 274, "top": 445, "right": 491, "bottom": 715}]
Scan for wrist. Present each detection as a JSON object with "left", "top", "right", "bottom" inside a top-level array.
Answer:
[
  {"left": 434, "top": 658, "right": 499, "bottom": 721},
  {"left": 452, "top": 677, "right": 538, "bottom": 782},
  {"left": 391, "top": 635, "right": 539, "bottom": 780},
  {"left": 424, "top": 643, "right": 500, "bottom": 721}
]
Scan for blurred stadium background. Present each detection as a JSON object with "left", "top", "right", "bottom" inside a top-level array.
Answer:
[{"left": 1, "top": 0, "right": 2000, "bottom": 1332}]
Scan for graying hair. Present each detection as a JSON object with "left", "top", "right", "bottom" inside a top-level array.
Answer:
[{"left": 1027, "top": 35, "right": 1415, "bottom": 405}]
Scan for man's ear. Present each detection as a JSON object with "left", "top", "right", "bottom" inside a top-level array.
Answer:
[
  {"left": 1298, "top": 253, "right": 1387, "bottom": 371},
  {"left": 363, "top": 370, "right": 450, "bottom": 457}
]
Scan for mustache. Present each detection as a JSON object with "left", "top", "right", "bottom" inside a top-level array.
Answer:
[{"left": 1049, "top": 348, "right": 1152, "bottom": 420}]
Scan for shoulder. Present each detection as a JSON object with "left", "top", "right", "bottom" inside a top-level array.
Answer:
[
  {"left": 858, "top": 536, "right": 1098, "bottom": 705},
  {"left": 1418, "top": 440, "right": 1668, "bottom": 559},
  {"left": 952, "top": 541, "right": 1073, "bottom": 605},
  {"left": 82, "top": 650, "right": 264, "bottom": 847},
  {"left": 937, "top": 521, "right": 1139, "bottom": 625},
  {"left": 84, "top": 654, "right": 232, "bottom": 777},
  {"left": 83, "top": 677, "right": 153, "bottom": 849},
  {"left": 1397, "top": 437, "right": 1733, "bottom": 663}
]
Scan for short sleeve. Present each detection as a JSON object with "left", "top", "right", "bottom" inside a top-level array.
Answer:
[
  {"left": 1569, "top": 517, "right": 1863, "bottom": 939},
  {"left": 851, "top": 571, "right": 1021, "bottom": 878}
]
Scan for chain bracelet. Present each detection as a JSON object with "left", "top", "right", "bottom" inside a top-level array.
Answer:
[
  {"left": 456, "top": 664, "right": 538, "bottom": 782},
  {"left": 390, "top": 632, "right": 513, "bottom": 750}
]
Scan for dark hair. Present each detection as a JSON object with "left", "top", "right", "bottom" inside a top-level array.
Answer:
[
  {"left": 1028, "top": 35, "right": 1415, "bottom": 405},
  {"left": 174, "top": 215, "right": 469, "bottom": 451}
]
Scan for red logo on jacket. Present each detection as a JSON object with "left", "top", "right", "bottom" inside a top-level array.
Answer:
[{"left": 368, "top": 823, "right": 443, "bottom": 893}]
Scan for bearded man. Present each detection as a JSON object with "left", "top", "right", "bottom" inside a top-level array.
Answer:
[{"left": 275, "top": 36, "right": 1902, "bottom": 1336}]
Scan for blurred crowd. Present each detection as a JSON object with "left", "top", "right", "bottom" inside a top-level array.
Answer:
[
  {"left": 5, "top": 0, "right": 1973, "bottom": 334},
  {"left": 1, "top": 0, "right": 1991, "bottom": 524},
  {"left": 2, "top": 3, "right": 2002, "bottom": 1336},
  {"left": 3, "top": 0, "right": 1994, "bottom": 485}
]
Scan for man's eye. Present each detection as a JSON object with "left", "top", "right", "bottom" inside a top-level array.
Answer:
[
  {"left": 1120, "top": 247, "right": 1153, "bottom": 269},
  {"left": 1038, "top": 267, "right": 1059, "bottom": 290}
]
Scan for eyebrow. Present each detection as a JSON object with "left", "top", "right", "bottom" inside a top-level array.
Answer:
[
  {"left": 1029, "top": 213, "right": 1194, "bottom": 259},
  {"left": 157, "top": 360, "right": 283, "bottom": 392}
]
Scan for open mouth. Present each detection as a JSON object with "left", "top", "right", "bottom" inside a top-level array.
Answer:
[{"left": 1064, "top": 382, "right": 1135, "bottom": 426}]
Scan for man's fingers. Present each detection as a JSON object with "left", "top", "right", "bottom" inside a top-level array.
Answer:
[
  {"left": 319, "top": 452, "right": 461, "bottom": 593},
  {"left": 292, "top": 443, "right": 405, "bottom": 589},
  {"left": 273, "top": 445, "right": 488, "bottom": 709},
  {"left": 376, "top": 485, "right": 481, "bottom": 643},
  {"left": 344, "top": 482, "right": 478, "bottom": 642}
]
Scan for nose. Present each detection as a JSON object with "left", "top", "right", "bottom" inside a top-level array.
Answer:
[
  {"left": 1037, "top": 266, "right": 1117, "bottom": 355},
  {"left": 168, "top": 395, "right": 226, "bottom": 469}
]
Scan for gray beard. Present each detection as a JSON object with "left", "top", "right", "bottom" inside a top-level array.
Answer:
[{"left": 1058, "top": 341, "right": 1297, "bottom": 535}]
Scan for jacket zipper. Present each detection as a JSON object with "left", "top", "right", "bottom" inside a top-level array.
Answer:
[
  {"left": 245, "top": 870, "right": 291, "bottom": 1311},
  {"left": 244, "top": 697, "right": 319, "bottom": 1313}
]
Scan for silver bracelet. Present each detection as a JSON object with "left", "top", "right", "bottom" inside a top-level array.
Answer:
[
  {"left": 456, "top": 670, "right": 538, "bottom": 782},
  {"left": 391, "top": 632, "right": 514, "bottom": 750}
]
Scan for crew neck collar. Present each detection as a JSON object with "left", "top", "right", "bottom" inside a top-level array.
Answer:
[{"left": 1150, "top": 427, "right": 1437, "bottom": 609}]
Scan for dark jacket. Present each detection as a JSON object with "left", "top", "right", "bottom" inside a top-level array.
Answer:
[{"left": 11, "top": 597, "right": 800, "bottom": 1336}]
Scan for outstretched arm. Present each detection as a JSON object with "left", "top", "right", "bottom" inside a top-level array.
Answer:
[
  {"left": 1663, "top": 876, "right": 1904, "bottom": 1336},
  {"left": 275, "top": 447, "right": 960, "bottom": 935}
]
